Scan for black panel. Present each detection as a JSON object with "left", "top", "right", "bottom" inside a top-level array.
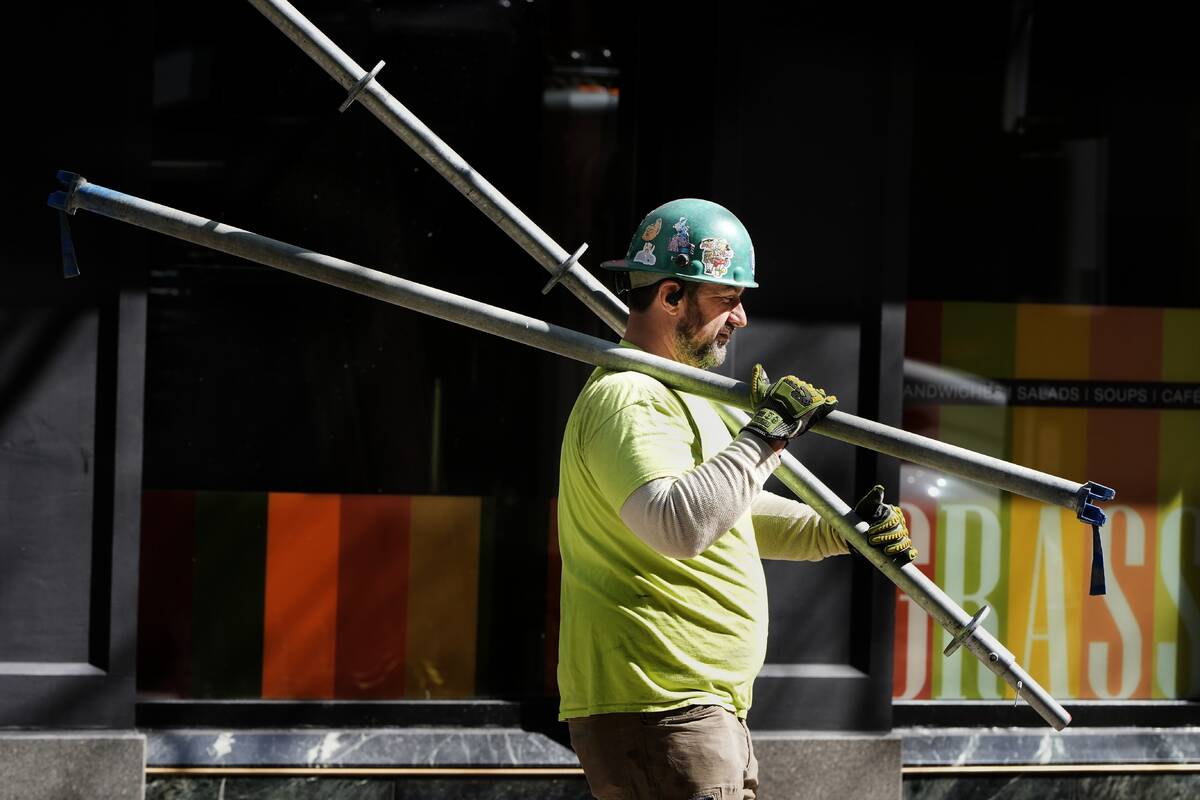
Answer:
[
  {"left": 0, "top": 284, "right": 147, "bottom": 727},
  {"left": 0, "top": 2, "right": 149, "bottom": 727},
  {"left": 0, "top": 307, "right": 98, "bottom": 664},
  {"left": 895, "top": 700, "right": 1200, "bottom": 728}
]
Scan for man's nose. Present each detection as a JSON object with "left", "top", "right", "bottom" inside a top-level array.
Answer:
[{"left": 729, "top": 303, "right": 748, "bottom": 328}]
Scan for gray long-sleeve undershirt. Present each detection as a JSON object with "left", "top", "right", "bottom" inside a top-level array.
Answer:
[{"left": 618, "top": 432, "right": 849, "bottom": 561}]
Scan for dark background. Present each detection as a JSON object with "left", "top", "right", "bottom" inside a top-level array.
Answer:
[{"left": 4, "top": 1, "right": 1199, "bottom": 728}]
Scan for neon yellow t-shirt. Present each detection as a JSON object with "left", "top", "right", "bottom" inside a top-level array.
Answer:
[{"left": 556, "top": 358, "right": 768, "bottom": 720}]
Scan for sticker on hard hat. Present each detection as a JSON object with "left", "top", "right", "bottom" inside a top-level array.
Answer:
[
  {"left": 633, "top": 242, "right": 657, "bottom": 266},
  {"left": 642, "top": 218, "right": 662, "bottom": 241},
  {"left": 699, "top": 237, "right": 734, "bottom": 278},
  {"left": 667, "top": 217, "right": 692, "bottom": 257}
]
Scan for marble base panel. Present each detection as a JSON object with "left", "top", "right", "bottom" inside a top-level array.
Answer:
[
  {"left": 754, "top": 732, "right": 902, "bottom": 800},
  {"left": 144, "top": 726, "right": 1200, "bottom": 799},
  {"left": 143, "top": 772, "right": 1200, "bottom": 800},
  {"left": 0, "top": 731, "right": 145, "bottom": 800},
  {"left": 904, "top": 773, "right": 1200, "bottom": 799},
  {"left": 898, "top": 726, "right": 1200, "bottom": 766},
  {"left": 147, "top": 727, "right": 579, "bottom": 768},
  {"left": 146, "top": 777, "right": 591, "bottom": 799}
]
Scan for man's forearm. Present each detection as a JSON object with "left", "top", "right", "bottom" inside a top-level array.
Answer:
[{"left": 752, "top": 491, "right": 849, "bottom": 561}]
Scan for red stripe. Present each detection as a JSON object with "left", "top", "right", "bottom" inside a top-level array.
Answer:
[
  {"left": 903, "top": 301, "right": 941, "bottom": 435},
  {"left": 905, "top": 301, "right": 942, "bottom": 364},
  {"left": 545, "top": 498, "right": 561, "bottom": 696},
  {"left": 137, "top": 491, "right": 195, "bottom": 696},
  {"left": 891, "top": 584, "right": 909, "bottom": 698},
  {"left": 899, "top": 490, "right": 938, "bottom": 699},
  {"left": 335, "top": 495, "right": 411, "bottom": 698},
  {"left": 895, "top": 302, "right": 942, "bottom": 699}
]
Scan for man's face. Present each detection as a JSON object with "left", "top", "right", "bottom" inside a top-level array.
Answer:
[{"left": 672, "top": 282, "right": 748, "bottom": 369}]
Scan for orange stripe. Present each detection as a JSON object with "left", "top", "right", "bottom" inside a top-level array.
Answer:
[
  {"left": 1090, "top": 306, "right": 1162, "bottom": 382},
  {"left": 1081, "top": 307, "right": 1161, "bottom": 698},
  {"left": 262, "top": 493, "right": 340, "bottom": 698}
]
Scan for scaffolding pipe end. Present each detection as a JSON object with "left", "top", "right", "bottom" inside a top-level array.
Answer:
[
  {"left": 1075, "top": 480, "right": 1116, "bottom": 526},
  {"left": 49, "top": 171, "right": 86, "bottom": 279},
  {"left": 47, "top": 171, "right": 86, "bottom": 215}
]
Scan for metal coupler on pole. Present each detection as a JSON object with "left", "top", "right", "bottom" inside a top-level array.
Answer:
[
  {"left": 243, "top": 0, "right": 1115, "bottom": 532},
  {"left": 47, "top": 173, "right": 1072, "bottom": 729}
]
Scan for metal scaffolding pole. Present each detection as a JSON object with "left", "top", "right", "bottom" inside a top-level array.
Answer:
[
  {"left": 48, "top": 173, "right": 1072, "bottom": 729},
  {"left": 244, "top": 0, "right": 1114, "bottom": 526}
]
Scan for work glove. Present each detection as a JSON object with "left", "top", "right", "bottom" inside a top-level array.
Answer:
[
  {"left": 854, "top": 485, "right": 918, "bottom": 565},
  {"left": 741, "top": 364, "right": 837, "bottom": 443}
]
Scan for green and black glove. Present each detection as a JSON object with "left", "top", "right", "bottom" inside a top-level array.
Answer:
[
  {"left": 854, "top": 485, "right": 918, "bottom": 565},
  {"left": 741, "top": 364, "right": 838, "bottom": 443}
]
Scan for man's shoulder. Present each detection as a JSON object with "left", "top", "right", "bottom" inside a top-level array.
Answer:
[{"left": 580, "top": 369, "right": 677, "bottom": 410}]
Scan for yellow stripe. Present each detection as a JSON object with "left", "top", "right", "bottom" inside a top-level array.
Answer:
[
  {"left": 1007, "top": 304, "right": 1092, "bottom": 700},
  {"left": 1006, "top": 432, "right": 1086, "bottom": 699},
  {"left": 1014, "top": 304, "right": 1091, "bottom": 379},
  {"left": 1156, "top": 309, "right": 1200, "bottom": 698},
  {"left": 1163, "top": 309, "right": 1200, "bottom": 382},
  {"left": 405, "top": 496, "right": 481, "bottom": 697}
]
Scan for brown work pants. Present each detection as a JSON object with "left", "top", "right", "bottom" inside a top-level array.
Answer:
[{"left": 568, "top": 704, "right": 758, "bottom": 800}]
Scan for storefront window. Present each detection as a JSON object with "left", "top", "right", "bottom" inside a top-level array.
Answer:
[{"left": 894, "top": 301, "right": 1200, "bottom": 700}]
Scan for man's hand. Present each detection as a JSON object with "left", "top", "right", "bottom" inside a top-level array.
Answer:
[
  {"left": 741, "top": 364, "right": 837, "bottom": 444},
  {"left": 854, "top": 485, "right": 918, "bottom": 565}
]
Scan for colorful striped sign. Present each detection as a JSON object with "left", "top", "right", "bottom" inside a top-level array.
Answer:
[
  {"left": 138, "top": 493, "right": 484, "bottom": 699},
  {"left": 895, "top": 302, "right": 1200, "bottom": 700}
]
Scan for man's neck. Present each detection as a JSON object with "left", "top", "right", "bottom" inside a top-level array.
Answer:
[{"left": 623, "top": 314, "right": 681, "bottom": 363}]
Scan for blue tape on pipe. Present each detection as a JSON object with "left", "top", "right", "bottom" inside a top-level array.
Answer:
[
  {"left": 59, "top": 212, "right": 80, "bottom": 278},
  {"left": 1075, "top": 481, "right": 1114, "bottom": 596},
  {"left": 1089, "top": 523, "right": 1106, "bottom": 596}
]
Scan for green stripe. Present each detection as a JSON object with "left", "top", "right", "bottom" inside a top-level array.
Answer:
[
  {"left": 941, "top": 302, "right": 1017, "bottom": 378},
  {"left": 933, "top": 303, "right": 1016, "bottom": 699},
  {"left": 192, "top": 492, "right": 268, "bottom": 698},
  {"left": 937, "top": 406, "right": 1011, "bottom": 457}
]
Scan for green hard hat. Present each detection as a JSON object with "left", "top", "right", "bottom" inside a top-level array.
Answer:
[{"left": 600, "top": 198, "right": 758, "bottom": 288}]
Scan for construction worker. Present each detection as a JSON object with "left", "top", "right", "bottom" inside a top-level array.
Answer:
[{"left": 556, "top": 198, "right": 917, "bottom": 799}]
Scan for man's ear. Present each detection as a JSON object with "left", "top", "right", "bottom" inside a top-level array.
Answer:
[{"left": 660, "top": 280, "right": 685, "bottom": 313}]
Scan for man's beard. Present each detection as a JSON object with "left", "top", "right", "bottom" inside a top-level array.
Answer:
[{"left": 673, "top": 306, "right": 729, "bottom": 370}]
